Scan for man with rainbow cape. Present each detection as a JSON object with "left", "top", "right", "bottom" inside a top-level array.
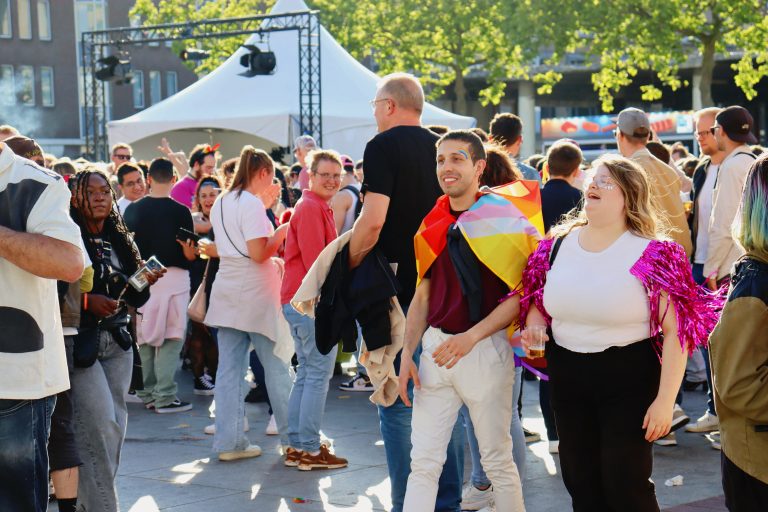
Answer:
[{"left": 398, "top": 130, "right": 542, "bottom": 512}]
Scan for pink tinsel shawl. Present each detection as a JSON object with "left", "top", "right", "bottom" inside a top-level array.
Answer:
[{"left": 519, "top": 237, "right": 725, "bottom": 353}]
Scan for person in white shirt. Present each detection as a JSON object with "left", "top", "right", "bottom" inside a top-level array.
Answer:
[
  {"left": 0, "top": 141, "right": 84, "bottom": 511},
  {"left": 116, "top": 162, "right": 147, "bottom": 215},
  {"left": 704, "top": 106, "right": 759, "bottom": 290}
]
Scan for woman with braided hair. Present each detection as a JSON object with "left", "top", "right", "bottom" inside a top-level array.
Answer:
[{"left": 68, "top": 167, "right": 163, "bottom": 512}]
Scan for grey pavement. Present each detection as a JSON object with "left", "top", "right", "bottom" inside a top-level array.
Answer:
[{"left": 116, "top": 370, "right": 726, "bottom": 511}]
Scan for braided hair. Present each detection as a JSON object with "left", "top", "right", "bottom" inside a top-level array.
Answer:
[{"left": 69, "top": 166, "right": 142, "bottom": 275}]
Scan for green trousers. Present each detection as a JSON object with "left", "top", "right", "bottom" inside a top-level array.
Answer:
[{"left": 136, "top": 339, "right": 182, "bottom": 408}]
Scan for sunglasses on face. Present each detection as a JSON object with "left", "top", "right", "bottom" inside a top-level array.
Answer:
[{"left": 114, "top": 154, "right": 132, "bottom": 160}]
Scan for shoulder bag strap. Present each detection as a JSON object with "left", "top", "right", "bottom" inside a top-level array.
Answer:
[
  {"left": 549, "top": 236, "right": 565, "bottom": 267},
  {"left": 219, "top": 196, "right": 249, "bottom": 258}
]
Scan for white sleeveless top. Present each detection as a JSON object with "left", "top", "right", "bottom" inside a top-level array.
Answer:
[
  {"left": 340, "top": 183, "right": 361, "bottom": 234},
  {"left": 543, "top": 228, "right": 651, "bottom": 353}
]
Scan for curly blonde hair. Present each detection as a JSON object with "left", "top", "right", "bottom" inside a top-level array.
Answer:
[{"left": 550, "top": 154, "right": 669, "bottom": 240}]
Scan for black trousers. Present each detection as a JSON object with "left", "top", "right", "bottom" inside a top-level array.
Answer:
[
  {"left": 722, "top": 452, "right": 768, "bottom": 512},
  {"left": 547, "top": 338, "right": 661, "bottom": 512}
]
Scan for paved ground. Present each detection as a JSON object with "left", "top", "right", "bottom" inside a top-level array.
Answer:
[{"left": 116, "top": 370, "right": 726, "bottom": 511}]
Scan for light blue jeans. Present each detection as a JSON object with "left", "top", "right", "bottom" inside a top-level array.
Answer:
[
  {"left": 213, "top": 327, "right": 292, "bottom": 451},
  {"left": 71, "top": 331, "right": 132, "bottom": 512},
  {"left": 461, "top": 364, "right": 527, "bottom": 485},
  {"left": 282, "top": 304, "right": 337, "bottom": 452}
]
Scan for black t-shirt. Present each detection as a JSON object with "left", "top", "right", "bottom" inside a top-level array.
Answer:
[
  {"left": 541, "top": 179, "right": 583, "bottom": 234},
  {"left": 363, "top": 125, "right": 442, "bottom": 307},
  {"left": 124, "top": 196, "right": 194, "bottom": 270}
]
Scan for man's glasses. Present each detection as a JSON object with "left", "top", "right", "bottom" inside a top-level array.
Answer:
[
  {"left": 695, "top": 130, "right": 711, "bottom": 138},
  {"left": 709, "top": 125, "right": 719, "bottom": 136},
  {"left": 369, "top": 98, "right": 391, "bottom": 110},
  {"left": 114, "top": 154, "right": 132, "bottom": 161},
  {"left": 315, "top": 172, "right": 342, "bottom": 182}
]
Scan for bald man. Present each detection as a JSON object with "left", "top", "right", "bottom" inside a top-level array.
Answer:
[{"left": 348, "top": 72, "right": 464, "bottom": 512}]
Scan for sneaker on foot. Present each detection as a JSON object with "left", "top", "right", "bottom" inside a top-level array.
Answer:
[
  {"left": 670, "top": 404, "right": 690, "bottom": 432},
  {"left": 265, "top": 414, "right": 278, "bottom": 435},
  {"left": 338, "top": 373, "right": 374, "bottom": 392},
  {"left": 685, "top": 411, "right": 719, "bottom": 433},
  {"left": 707, "top": 431, "right": 721, "bottom": 450},
  {"left": 548, "top": 440, "right": 560, "bottom": 454},
  {"left": 297, "top": 445, "right": 348, "bottom": 471},
  {"left": 218, "top": 444, "right": 262, "bottom": 462},
  {"left": 204, "top": 416, "right": 249, "bottom": 435},
  {"left": 155, "top": 400, "right": 192, "bottom": 414},
  {"left": 193, "top": 376, "right": 215, "bottom": 396},
  {"left": 655, "top": 432, "right": 678, "bottom": 446},
  {"left": 144, "top": 401, "right": 155, "bottom": 410},
  {"left": 523, "top": 427, "right": 541, "bottom": 443},
  {"left": 284, "top": 447, "right": 304, "bottom": 467},
  {"left": 461, "top": 483, "right": 494, "bottom": 510}
]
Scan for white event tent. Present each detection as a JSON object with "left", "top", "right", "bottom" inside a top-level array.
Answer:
[{"left": 107, "top": 0, "right": 475, "bottom": 160}]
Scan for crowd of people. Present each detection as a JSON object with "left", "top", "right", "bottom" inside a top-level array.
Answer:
[{"left": 0, "top": 71, "right": 766, "bottom": 512}]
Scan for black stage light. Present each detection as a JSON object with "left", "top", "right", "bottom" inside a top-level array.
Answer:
[
  {"left": 239, "top": 45, "right": 276, "bottom": 77},
  {"left": 180, "top": 48, "right": 211, "bottom": 62},
  {"left": 95, "top": 55, "right": 133, "bottom": 85}
]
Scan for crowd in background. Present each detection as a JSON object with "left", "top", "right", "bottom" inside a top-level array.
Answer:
[{"left": 0, "top": 71, "right": 766, "bottom": 512}]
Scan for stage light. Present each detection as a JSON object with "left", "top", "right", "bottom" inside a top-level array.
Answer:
[
  {"left": 239, "top": 45, "right": 276, "bottom": 77},
  {"left": 180, "top": 48, "right": 211, "bottom": 62},
  {"left": 94, "top": 55, "right": 133, "bottom": 85}
]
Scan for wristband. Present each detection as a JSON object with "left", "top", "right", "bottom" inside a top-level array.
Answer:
[{"left": 82, "top": 292, "right": 88, "bottom": 311}]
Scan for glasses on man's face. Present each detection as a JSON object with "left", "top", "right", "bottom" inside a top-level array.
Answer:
[
  {"left": 315, "top": 172, "right": 342, "bottom": 182},
  {"left": 114, "top": 153, "right": 132, "bottom": 161},
  {"left": 695, "top": 129, "right": 711, "bottom": 139},
  {"left": 709, "top": 125, "right": 719, "bottom": 136},
  {"left": 369, "top": 98, "right": 391, "bottom": 110}
]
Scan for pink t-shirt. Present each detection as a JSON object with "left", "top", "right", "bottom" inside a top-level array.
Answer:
[
  {"left": 280, "top": 190, "right": 337, "bottom": 304},
  {"left": 170, "top": 175, "right": 197, "bottom": 208}
]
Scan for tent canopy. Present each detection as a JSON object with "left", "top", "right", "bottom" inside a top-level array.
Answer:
[{"left": 107, "top": 0, "right": 475, "bottom": 160}]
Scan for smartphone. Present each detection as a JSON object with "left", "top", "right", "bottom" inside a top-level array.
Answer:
[
  {"left": 128, "top": 256, "right": 166, "bottom": 291},
  {"left": 176, "top": 227, "right": 200, "bottom": 244}
]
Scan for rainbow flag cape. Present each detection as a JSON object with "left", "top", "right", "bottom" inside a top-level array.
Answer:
[{"left": 414, "top": 179, "right": 543, "bottom": 290}]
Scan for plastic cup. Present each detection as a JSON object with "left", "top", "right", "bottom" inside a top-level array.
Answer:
[{"left": 526, "top": 325, "right": 548, "bottom": 358}]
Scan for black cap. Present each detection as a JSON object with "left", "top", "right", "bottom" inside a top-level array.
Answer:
[{"left": 715, "top": 106, "right": 757, "bottom": 145}]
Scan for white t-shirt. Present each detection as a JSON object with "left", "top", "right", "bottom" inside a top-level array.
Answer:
[
  {"left": 694, "top": 163, "right": 718, "bottom": 264},
  {"left": 0, "top": 144, "right": 83, "bottom": 399},
  {"left": 543, "top": 229, "right": 651, "bottom": 353},
  {"left": 210, "top": 190, "right": 273, "bottom": 258},
  {"left": 116, "top": 196, "right": 133, "bottom": 216}
]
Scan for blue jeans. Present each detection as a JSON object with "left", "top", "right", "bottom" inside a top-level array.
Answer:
[
  {"left": 461, "top": 365, "right": 527, "bottom": 486},
  {"left": 282, "top": 304, "right": 337, "bottom": 452},
  {"left": 378, "top": 348, "right": 464, "bottom": 512},
  {"left": 692, "top": 263, "right": 716, "bottom": 415},
  {"left": 214, "top": 327, "right": 292, "bottom": 451},
  {"left": 0, "top": 395, "right": 56, "bottom": 512}
]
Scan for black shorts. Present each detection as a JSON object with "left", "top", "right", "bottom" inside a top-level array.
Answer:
[{"left": 48, "top": 336, "right": 82, "bottom": 471}]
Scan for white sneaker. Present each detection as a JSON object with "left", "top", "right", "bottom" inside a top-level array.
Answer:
[
  {"left": 654, "top": 432, "right": 677, "bottom": 446},
  {"left": 548, "top": 440, "right": 560, "bottom": 454},
  {"left": 218, "top": 444, "right": 261, "bottom": 461},
  {"left": 265, "top": 414, "right": 278, "bottom": 435},
  {"left": 204, "top": 416, "right": 250, "bottom": 435},
  {"left": 685, "top": 411, "right": 719, "bottom": 433},
  {"left": 461, "top": 483, "right": 494, "bottom": 510},
  {"left": 670, "top": 404, "right": 690, "bottom": 432}
]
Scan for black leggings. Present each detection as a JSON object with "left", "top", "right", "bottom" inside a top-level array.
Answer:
[{"left": 547, "top": 338, "right": 661, "bottom": 512}]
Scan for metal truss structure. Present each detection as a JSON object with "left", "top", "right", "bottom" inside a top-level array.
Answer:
[{"left": 81, "top": 10, "right": 322, "bottom": 160}]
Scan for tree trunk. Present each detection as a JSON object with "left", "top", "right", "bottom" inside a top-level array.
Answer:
[
  {"left": 699, "top": 37, "right": 716, "bottom": 107},
  {"left": 453, "top": 68, "right": 468, "bottom": 115}
]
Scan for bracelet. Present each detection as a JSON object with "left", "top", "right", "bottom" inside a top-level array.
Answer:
[{"left": 82, "top": 293, "right": 88, "bottom": 311}]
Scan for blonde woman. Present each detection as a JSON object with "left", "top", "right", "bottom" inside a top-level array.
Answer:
[{"left": 520, "top": 154, "right": 721, "bottom": 511}]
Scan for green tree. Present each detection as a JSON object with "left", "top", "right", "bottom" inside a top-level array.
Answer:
[
  {"left": 129, "top": 0, "right": 275, "bottom": 75},
  {"left": 515, "top": 0, "right": 768, "bottom": 111}
]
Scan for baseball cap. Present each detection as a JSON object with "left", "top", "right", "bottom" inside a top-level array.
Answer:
[
  {"left": 715, "top": 106, "right": 757, "bottom": 144},
  {"left": 340, "top": 154, "right": 354, "bottom": 173},
  {"left": 617, "top": 108, "right": 651, "bottom": 138},
  {"left": 4, "top": 135, "right": 44, "bottom": 163}
]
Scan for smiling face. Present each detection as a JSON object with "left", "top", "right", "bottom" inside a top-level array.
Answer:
[
  {"left": 436, "top": 140, "right": 484, "bottom": 200},
  {"left": 583, "top": 164, "right": 626, "bottom": 227},
  {"left": 197, "top": 184, "right": 219, "bottom": 216},
  {"left": 309, "top": 159, "right": 342, "bottom": 201},
  {"left": 119, "top": 170, "right": 146, "bottom": 202}
]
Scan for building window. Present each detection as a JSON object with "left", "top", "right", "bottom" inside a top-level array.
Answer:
[
  {"left": 0, "top": 65, "right": 14, "bottom": 105},
  {"left": 40, "top": 66, "right": 54, "bottom": 106},
  {"left": 17, "top": 0, "right": 31, "bottom": 39},
  {"left": 17, "top": 65, "right": 34, "bottom": 105},
  {"left": 166, "top": 71, "right": 177, "bottom": 97},
  {"left": 132, "top": 70, "right": 144, "bottom": 108},
  {"left": 0, "top": 0, "right": 11, "bottom": 37},
  {"left": 36, "top": 0, "right": 50, "bottom": 40},
  {"left": 149, "top": 70, "right": 161, "bottom": 105}
]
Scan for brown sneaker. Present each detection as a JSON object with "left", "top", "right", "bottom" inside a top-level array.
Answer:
[
  {"left": 297, "top": 445, "right": 348, "bottom": 471},
  {"left": 284, "top": 447, "right": 304, "bottom": 467}
]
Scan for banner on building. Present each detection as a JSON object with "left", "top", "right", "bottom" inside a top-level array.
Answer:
[{"left": 541, "top": 111, "right": 694, "bottom": 141}]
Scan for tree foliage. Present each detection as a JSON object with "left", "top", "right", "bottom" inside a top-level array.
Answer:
[{"left": 515, "top": 0, "right": 768, "bottom": 111}]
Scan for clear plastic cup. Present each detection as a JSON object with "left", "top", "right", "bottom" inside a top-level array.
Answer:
[{"left": 526, "top": 325, "right": 548, "bottom": 358}]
